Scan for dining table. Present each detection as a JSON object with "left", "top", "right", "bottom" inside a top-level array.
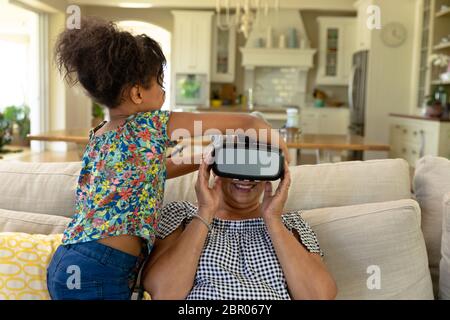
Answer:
[{"left": 284, "top": 133, "right": 390, "bottom": 164}]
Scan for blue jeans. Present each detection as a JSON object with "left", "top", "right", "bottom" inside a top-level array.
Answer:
[{"left": 46, "top": 241, "right": 140, "bottom": 300}]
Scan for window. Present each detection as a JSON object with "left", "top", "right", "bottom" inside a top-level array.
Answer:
[
  {"left": 0, "top": 38, "right": 30, "bottom": 107},
  {"left": 0, "top": 1, "right": 38, "bottom": 110}
]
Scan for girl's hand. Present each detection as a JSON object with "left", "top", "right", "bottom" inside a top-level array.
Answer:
[
  {"left": 261, "top": 161, "right": 291, "bottom": 222},
  {"left": 194, "top": 154, "right": 222, "bottom": 222}
]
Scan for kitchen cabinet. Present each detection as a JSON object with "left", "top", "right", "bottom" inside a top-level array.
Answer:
[
  {"left": 354, "top": 0, "right": 373, "bottom": 51},
  {"left": 211, "top": 15, "right": 236, "bottom": 83},
  {"left": 389, "top": 115, "right": 450, "bottom": 168},
  {"left": 316, "top": 17, "right": 357, "bottom": 86},
  {"left": 172, "top": 11, "right": 214, "bottom": 74},
  {"left": 300, "top": 107, "right": 350, "bottom": 135},
  {"left": 414, "top": 0, "right": 450, "bottom": 109},
  {"left": 254, "top": 107, "right": 350, "bottom": 134}
]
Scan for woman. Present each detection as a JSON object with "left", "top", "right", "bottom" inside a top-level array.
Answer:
[{"left": 142, "top": 155, "right": 337, "bottom": 300}]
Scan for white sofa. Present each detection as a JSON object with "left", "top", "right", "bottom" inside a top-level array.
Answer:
[{"left": 0, "top": 157, "right": 449, "bottom": 300}]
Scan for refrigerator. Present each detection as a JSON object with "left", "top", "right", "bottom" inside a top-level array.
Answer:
[{"left": 348, "top": 50, "right": 369, "bottom": 160}]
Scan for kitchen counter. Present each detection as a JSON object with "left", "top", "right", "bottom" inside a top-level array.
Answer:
[
  {"left": 196, "top": 105, "right": 288, "bottom": 113},
  {"left": 195, "top": 105, "right": 349, "bottom": 113},
  {"left": 390, "top": 113, "right": 450, "bottom": 122}
]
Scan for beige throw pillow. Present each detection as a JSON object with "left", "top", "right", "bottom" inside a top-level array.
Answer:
[
  {"left": 302, "top": 199, "right": 433, "bottom": 300},
  {"left": 414, "top": 156, "right": 450, "bottom": 295},
  {"left": 439, "top": 193, "right": 450, "bottom": 300}
]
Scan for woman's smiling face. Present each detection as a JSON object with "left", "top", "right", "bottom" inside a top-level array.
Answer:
[{"left": 218, "top": 176, "right": 266, "bottom": 209}]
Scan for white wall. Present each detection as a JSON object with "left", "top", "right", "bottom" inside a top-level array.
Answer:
[
  {"left": 364, "top": 0, "right": 417, "bottom": 160},
  {"left": 47, "top": 12, "right": 67, "bottom": 151},
  {"left": 84, "top": 6, "right": 174, "bottom": 32},
  {"left": 10, "top": 0, "right": 67, "bottom": 13},
  {"left": 47, "top": 12, "right": 92, "bottom": 152},
  {"left": 72, "top": 0, "right": 356, "bottom": 11},
  {"left": 65, "top": 84, "right": 92, "bottom": 131}
]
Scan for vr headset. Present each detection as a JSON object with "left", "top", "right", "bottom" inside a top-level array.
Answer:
[{"left": 211, "top": 135, "right": 285, "bottom": 181}]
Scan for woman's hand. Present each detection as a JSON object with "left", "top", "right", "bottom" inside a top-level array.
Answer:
[
  {"left": 261, "top": 161, "right": 291, "bottom": 222},
  {"left": 194, "top": 154, "right": 222, "bottom": 222}
]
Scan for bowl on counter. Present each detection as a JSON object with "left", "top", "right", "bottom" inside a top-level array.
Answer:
[
  {"left": 211, "top": 99, "right": 223, "bottom": 108},
  {"left": 314, "top": 99, "right": 325, "bottom": 108}
]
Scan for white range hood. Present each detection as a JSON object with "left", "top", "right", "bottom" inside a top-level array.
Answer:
[
  {"left": 240, "top": 47, "right": 316, "bottom": 69},
  {"left": 240, "top": 10, "right": 316, "bottom": 107},
  {"left": 240, "top": 9, "right": 316, "bottom": 69}
]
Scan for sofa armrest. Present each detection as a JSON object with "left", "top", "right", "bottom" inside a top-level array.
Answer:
[
  {"left": 439, "top": 192, "right": 450, "bottom": 300},
  {"left": 444, "top": 192, "right": 450, "bottom": 207},
  {"left": 445, "top": 192, "right": 450, "bottom": 204}
]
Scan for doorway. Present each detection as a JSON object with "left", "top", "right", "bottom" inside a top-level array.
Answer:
[{"left": 117, "top": 20, "right": 172, "bottom": 110}]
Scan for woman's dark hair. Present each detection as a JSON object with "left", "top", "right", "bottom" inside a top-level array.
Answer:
[{"left": 55, "top": 17, "right": 166, "bottom": 108}]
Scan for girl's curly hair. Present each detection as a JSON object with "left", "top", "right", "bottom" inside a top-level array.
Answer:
[{"left": 55, "top": 17, "right": 166, "bottom": 108}]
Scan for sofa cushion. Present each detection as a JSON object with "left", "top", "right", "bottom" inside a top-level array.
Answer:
[
  {"left": 284, "top": 159, "right": 411, "bottom": 211},
  {"left": 439, "top": 192, "right": 450, "bottom": 300},
  {"left": 0, "top": 209, "right": 71, "bottom": 235},
  {"left": 414, "top": 156, "right": 450, "bottom": 295},
  {"left": 0, "top": 232, "right": 62, "bottom": 300},
  {"left": 164, "top": 171, "right": 197, "bottom": 205},
  {"left": 0, "top": 161, "right": 81, "bottom": 217},
  {"left": 0, "top": 159, "right": 410, "bottom": 217},
  {"left": 302, "top": 199, "right": 433, "bottom": 300},
  {"left": 164, "top": 159, "right": 412, "bottom": 211}
]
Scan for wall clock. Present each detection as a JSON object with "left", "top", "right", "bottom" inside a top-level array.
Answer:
[{"left": 381, "top": 22, "right": 407, "bottom": 47}]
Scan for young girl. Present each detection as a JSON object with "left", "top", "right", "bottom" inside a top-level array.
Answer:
[{"left": 46, "top": 17, "right": 288, "bottom": 300}]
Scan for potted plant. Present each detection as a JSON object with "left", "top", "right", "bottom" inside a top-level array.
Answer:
[
  {"left": 429, "top": 54, "right": 450, "bottom": 82},
  {"left": 2, "top": 105, "right": 30, "bottom": 147},
  {"left": 0, "top": 112, "right": 12, "bottom": 153},
  {"left": 92, "top": 102, "right": 105, "bottom": 127},
  {"left": 424, "top": 95, "right": 443, "bottom": 118}
]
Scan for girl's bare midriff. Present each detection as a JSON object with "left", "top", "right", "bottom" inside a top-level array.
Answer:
[{"left": 98, "top": 235, "right": 143, "bottom": 257}]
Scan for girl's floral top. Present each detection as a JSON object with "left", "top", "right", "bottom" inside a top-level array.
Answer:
[{"left": 62, "top": 110, "right": 174, "bottom": 250}]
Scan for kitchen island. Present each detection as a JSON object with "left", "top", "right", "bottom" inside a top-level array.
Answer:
[
  {"left": 192, "top": 105, "right": 350, "bottom": 133},
  {"left": 389, "top": 113, "right": 450, "bottom": 168}
]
